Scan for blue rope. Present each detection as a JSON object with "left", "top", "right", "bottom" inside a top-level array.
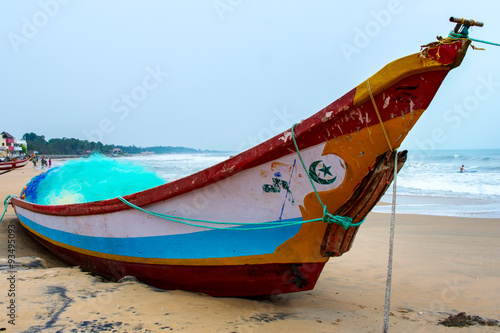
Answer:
[
  {"left": 322, "top": 206, "right": 364, "bottom": 229},
  {"left": 449, "top": 32, "right": 500, "bottom": 47},
  {"left": 0, "top": 195, "right": 17, "bottom": 222},
  {"left": 118, "top": 196, "right": 363, "bottom": 231},
  {"left": 469, "top": 37, "right": 500, "bottom": 47},
  {"left": 118, "top": 196, "right": 324, "bottom": 231}
]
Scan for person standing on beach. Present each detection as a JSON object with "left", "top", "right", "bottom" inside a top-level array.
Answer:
[{"left": 49, "top": 158, "right": 52, "bottom": 168}]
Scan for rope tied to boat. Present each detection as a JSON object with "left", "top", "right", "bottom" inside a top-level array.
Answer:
[
  {"left": 383, "top": 145, "right": 399, "bottom": 332},
  {"left": 366, "top": 79, "right": 394, "bottom": 152},
  {"left": 321, "top": 206, "right": 360, "bottom": 229},
  {"left": 0, "top": 195, "right": 17, "bottom": 222},
  {"left": 118, "top": 195, "right": 362, "bottom": 231},
  {"left": 290, "top": 124, "right": 364, "bottom": 230},
  {"left": 449, "top": 32, "right": 500, "bottom": 48}
]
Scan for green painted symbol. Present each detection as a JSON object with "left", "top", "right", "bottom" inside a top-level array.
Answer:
[
  {"left": 262, "top": 178, "right": 294, "bottom": 204},
  {"left": 309, "top": 160, "right": 337, "bottom": 185}
]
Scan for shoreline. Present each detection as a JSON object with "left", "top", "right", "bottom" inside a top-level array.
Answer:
[
  {"left": 1, "top": 167, "right": 499, "bottom": 331},
  {"left": 376, "top": 193, "right": 500, "bottom": 219}
]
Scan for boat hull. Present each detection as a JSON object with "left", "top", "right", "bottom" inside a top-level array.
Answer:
[
  {"left": 25, "top": 230, "right": 325, "bottom": 296},
  {"left": 0, "top": 157, "right": 29, "bottom": 171},
  {"left": 11, "top": 38, "right": 470, "bottom": 296}
]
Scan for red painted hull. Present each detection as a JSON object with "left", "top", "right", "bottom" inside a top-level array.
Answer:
[
  {"left": 29, "top": 231, "right": 324, "bottom": 296},
  {"left": 0, "top": 157, "right": 29, "bottom": 171}
]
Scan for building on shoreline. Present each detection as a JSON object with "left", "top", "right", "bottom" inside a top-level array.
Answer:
[
  {"left": 1, "top": 131, "right": 27, "bottom": 158},
  {"left": 111, "top": 148, "right": 122, "bottom": 157}
]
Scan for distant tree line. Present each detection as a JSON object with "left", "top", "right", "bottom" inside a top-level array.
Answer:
[{"left": 22, "top": 133, "right": 214, "bottom": 155}]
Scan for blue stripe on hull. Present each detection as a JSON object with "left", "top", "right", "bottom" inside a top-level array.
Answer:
[{"left": 17, "top": 213, "right": 302, "bottom": 259}]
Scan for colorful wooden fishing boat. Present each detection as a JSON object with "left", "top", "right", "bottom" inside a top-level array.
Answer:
[
  {"left": 10, "top": 22, "right": 478, "bottom": 297},
  {"left": 0, "top": 157, "right": 29, "bottom": 171}
]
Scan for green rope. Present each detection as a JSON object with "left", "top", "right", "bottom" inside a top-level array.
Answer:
[
  {"left": 118, "top": 196, "right": 321, "bottom": 231},
  {"left": 449, "top": 32, "right": 500, "bottom": 47},
  {"left": 322, "top": 206, "right": 363, "bottom": 229},
  {"left": 116, "top": 124, "right": 364, "bottom": 231},
  {"left": 0, "top": 195, "right": 17, "bottom": 222},
  {"left": 469, "top": 37, "right": 500, "bottom": 47},
  {"left": 291, "top": 124, "right": 326, "bottom": 208},
  {"left": 118, "top": 196, "right": 362, "bottom": 231},
  {"left": 291, "top": 124, "right": 363, "bottom": 229}
]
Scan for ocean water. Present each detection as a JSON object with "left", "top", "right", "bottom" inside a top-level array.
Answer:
[
  {"left": 373, "top": 149, "right": 500, "bottom": 218},
  {"left": 55, "top": 150, "right": 498, "bottom": 218},
  {"left": 122, "top": 152, "right": 234, "bottom": 182}
]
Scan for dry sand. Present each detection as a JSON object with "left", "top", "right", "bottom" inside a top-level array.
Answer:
[{"left": 1, "top": 166, "right": 499, "bottom": 332}]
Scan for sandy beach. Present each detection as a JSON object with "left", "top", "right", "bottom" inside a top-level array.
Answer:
[{"left": 1, "top": 166, "right": 499, "bottom": 332}]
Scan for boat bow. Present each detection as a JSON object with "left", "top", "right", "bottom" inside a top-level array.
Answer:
[{"left": 9, "top": 34, "right": 473, "bottom": 296}]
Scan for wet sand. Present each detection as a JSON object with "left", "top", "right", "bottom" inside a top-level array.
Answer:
[{"left": 1, "top": 166, "right": 499, "bottom": 332}]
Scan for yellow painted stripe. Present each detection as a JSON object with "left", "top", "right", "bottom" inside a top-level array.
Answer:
[{"left": 353, "top": 52, "right": 450, "bottom": 106}]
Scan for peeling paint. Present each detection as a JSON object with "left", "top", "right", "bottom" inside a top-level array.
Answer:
[
  {"left": 357, "top": 110, "right": 364, "bottom": 124},
  {"left": 222, "top": 166, "right": 235, "bottom": 173},
  {"left": 335, "top": 124, "right": 343, "bottom": 134},
  {"left": 279, "top": 131, "right": 292, "bottom": 143},
  {"left": 383, "top": 96, "right": 390, "bottom": 109},
  {"left": 271, "top": 162, "right": 289, "bottom": 171}
]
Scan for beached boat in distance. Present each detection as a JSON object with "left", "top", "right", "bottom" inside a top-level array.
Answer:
[
  {"left": 0, "top": 157, "right": 29, "bottom": 172},
  {"left": 10, "top": 19, "right": 480, "bottom": 296}
]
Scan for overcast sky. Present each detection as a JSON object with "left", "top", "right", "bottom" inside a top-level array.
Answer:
[{"left": 1, "top": 0, "right": 499, "bottom": 152}]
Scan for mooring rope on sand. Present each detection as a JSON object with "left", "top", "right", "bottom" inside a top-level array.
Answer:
[
  {"left": 363, "top": 68, "right": 398, "bottom": 332},
  {"left": 383, "top": 150, "right": 398, "bottom": 332}
]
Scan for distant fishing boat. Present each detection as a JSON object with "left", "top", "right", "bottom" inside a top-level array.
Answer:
[
  {"left": 0, "top": 157, "right": 29, "bottom": 171},
  {"left": 10, "top": 19, "right": 481, "bottom": 296}
]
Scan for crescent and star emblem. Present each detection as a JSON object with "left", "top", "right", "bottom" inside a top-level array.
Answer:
[{"left": 308, "top": 160, "right": 337, "bottom": 185}]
